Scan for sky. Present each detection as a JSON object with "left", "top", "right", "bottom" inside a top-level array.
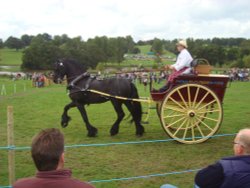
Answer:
[{"left": 1, "top": 0, "right": 250, "bottom": 41}]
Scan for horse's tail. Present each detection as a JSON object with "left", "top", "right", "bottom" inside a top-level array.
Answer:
[{"left": 129, "top": 82, "right": 142, "bottom": 123}]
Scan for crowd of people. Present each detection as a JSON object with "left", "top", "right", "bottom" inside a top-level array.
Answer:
[
  {"left": 8, "top": 72, "right": 51, "bottom": 88},
  {"left": 115, "top": 67, "right": 250, "bottom": 92},
  {"left": 31, "top": 73, "right": 48, "bottom": 88},
  {"left": 228, "top": 68, "right": 250, "bottom": 82}
]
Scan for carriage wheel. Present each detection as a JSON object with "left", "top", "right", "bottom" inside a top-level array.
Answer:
[
  {"left": 160, "top": 84, "right": 223, "bottom": 144},
  {"left": 156, "top": 103, "right": 161, "bottom": 117}
]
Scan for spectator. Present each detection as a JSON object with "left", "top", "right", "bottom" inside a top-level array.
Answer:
[
  {"left": 195, "top": 128, "right": 250, "bottom": 188},
  {"left": 142, "top": 73, "right": 148, "bottom": 91},
  {"left": 13, "top": 128, "right": 94, "bottom": 188},
  {"left": 38, "top": 74, "right": 45, "bottom": 87}
]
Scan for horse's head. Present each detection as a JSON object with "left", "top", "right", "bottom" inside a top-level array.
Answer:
[{"left": 53, "top": 60, "right": 67, "bottom": 84}]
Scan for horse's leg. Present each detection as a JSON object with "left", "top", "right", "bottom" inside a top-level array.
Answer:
[
  {"left": 76, "top": 104, "right": 98, "bottom": 137},
  {"left": 110, "top": 100, "right": 125, "bottom": 136},
  {"left": 124, "top": 101, "right": 145, "bottom": 136},
  {"left": 61, "top": 101, "right": 76, "bottom": 128}
]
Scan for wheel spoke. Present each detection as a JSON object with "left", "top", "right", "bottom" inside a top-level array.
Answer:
[
  {"left": 194, "top": 121, "right": 205, "bottom": 137},
  {"left": 173, "top": 118, "right": 188, "bottom": 137},
  {"left": 182, "top": 119, "right": 190, "bottom": 139},
  {"left": 191, "top": 123, "right": 195, "bottom": 141},
  {"left": 197, "top": 115, "right": 218, "bottom": 122},
  {"left": 187, "top": 85, "right": 191, "bottom": 107},
  {"left": 167, "top": 110, "right": 176, "bottom": 116},
  {"left": 192, "top": 87, "right": 200, "bottom": 108},
  {"left": 195, "top": 117, "right": 213, "bottom": 131},
  {"left": 164, "top": 113, "right": 185, "bottom": 118},
  {"left": 164, "top": 105, "right": 185, "bottom": 113},
  {"left": 196, "top": 109, "right": 220, "bottom": 114},
  {"left": 169, "top": 97, "right": 186, "bottom": 110},
  {"left": 177, "top": 90, "right": 188, "bottom": 108},
  {"left": 195, "top": 91, "right": 210, "bottom": 109},
  {"left": 197, "top": 100, "right": 216, "bottom": 111},
  {"left": 166, "top": 116, "right": 186, "bottom": 128},
  {"left": 166, "top": 111, "right": 177, "bottom": 124}
]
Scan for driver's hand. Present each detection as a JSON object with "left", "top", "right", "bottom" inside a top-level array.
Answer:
[{"left": 165, "top": 65, "right": 170, "bottom": 69}]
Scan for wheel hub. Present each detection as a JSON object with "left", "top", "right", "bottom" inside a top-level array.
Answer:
[{"left": 188, "top": 110, "right": 195, "bottom": 117}]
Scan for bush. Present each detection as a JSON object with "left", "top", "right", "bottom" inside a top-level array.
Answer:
[
  {"left": 243, "top": 55, "right": 250, "bottom": 67},
  {"left": 96, "top": 63, "right": 105, "bottom": 71},
  {"left": 152, "top": 63, "right": 158, "bottom": 69}
]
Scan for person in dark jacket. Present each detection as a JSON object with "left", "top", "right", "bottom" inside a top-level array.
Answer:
[
  {"left": 195, "top": 128, "right": 250, "bottom": 188},
  {"left": 13, "top": 128, "right": 94, "bottom": 188}
]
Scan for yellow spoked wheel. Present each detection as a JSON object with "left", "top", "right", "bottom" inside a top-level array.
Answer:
[
  {"left": 160, "top": 84, "right": 223, "bottom": 144},
  {"left": 156, "top": 103, "right": 161, "bottom": 117}
]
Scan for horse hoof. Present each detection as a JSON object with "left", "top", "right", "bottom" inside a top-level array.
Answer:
[
  {"left": 61, "top": 116, "right": 71, "bottom": 128},
  {"left": 87, "top": 128, "right": 98, "bottom": 137},
  {"left": 136, "top": 126, "right": 145, "bottom": 137},
  {"left": 61, "top": 122, "right": 68, "bottom": 128},
  {"left": 110, "top": 128, "right": 119, "bottom": 136},
  {"left": 136, "top": 133, "right": 144, "bottom": 137},
  {"left": 87, "top": 132, "right": 96, "bottom": 137}
]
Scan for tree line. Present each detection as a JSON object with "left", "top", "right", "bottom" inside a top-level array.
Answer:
[
  {"left": 140, "top": 37, "right": 250, "bottom": 68},
  {"left": 1, "top": 34, "right": 250, "bottom": 70},
  {"left": 1, "top": 34, "right": 139, "bottom": 70}
]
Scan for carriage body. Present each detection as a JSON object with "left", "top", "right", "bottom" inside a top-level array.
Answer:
[
  {"left": 150, "top": 74, "right": 230, "bottom": 144},
  {"left": 151, "top": 74, "right": 229, "bottom": 103}
]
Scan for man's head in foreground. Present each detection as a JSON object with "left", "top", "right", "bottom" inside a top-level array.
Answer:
[
  {"left": 31, "top": 128, "right": 65, "bottom": 171},
  {"left": 234, "top": 128, "right": 250, "bottom": 156}
]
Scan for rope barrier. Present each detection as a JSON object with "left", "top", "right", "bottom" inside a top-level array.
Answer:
[
  {"left": 89, "top": 168, "right": 201, "bottom": 183},
  {"left": 0, "top": 133, "right": 236, "bottom": 187},
  {"left": 0, "top": 168, "right": 201, "bottom": 188},
  {"left": 0, "top": 133, "right": 236, "bottom": 151}
]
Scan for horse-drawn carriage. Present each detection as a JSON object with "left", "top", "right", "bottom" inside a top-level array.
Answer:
[
  {"left": 53, "top": 59, "right": 229, "bottom": 144},
  {"left": 150, "top": 73, "right": 229, "bottom": 144}
]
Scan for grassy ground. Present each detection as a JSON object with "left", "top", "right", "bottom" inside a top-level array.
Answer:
[
  {"left": 136, "top": 45, "right": 152, "bottom": 54},
  {"left": 0, "top": 46, "right": 174, "bottom": 72},
  {"left": 0, "top": 48, "right": 23, "bottom": 66},
  {"left": 0, "top": 79, "right": 250, "bottom": 188},
  {"left": 136, "top": 45, "right": 175, "bottom": 58}
]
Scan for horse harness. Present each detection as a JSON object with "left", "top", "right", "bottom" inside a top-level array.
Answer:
[
  {"left": 67, "top": 72, "right": 151, "bottom": 103},
  {"left": 67, "top": 72, "right": 97, "bottom": 91}
]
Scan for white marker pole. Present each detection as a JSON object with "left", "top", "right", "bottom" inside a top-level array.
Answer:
[{"left": 1, "top": 84, "right": 7, "bottom": 95}]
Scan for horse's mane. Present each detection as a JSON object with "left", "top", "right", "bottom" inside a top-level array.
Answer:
[{"left": 63, "top": 59, "right": 87, "bottom": 72}]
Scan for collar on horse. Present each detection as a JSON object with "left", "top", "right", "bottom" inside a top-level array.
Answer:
[{"left": 67, "top": 72, "right": 92, "bottom": 90}]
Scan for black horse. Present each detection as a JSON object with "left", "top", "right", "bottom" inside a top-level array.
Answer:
[{"left": 53, "top": 59, "right": 144, "bottom": 137}]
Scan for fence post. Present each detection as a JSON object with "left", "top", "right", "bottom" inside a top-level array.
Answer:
[
  {"left": 1, "top": 84, "right": 7, "bottom": 95},
  {"left": 7, "top": 106, "right": 15, "bottom": 185}
]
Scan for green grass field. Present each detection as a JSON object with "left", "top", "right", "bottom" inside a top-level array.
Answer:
[
  {"left": 136, "top": 45, "right": 175, "bottom": 58},
  {"left": 0, "top": 46, "right": 174, "bottom": 72},
  {"left": 136, "top": 45, "right": 152, "bottom": 54},
  {"left": 0, "top": 48, "right": 23, "bottom": 66},
  {"left": 0, "top": 79, "right": 250, "bottom": 188}
]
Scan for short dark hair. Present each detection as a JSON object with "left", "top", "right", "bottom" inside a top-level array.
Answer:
[{"left": 31, "top": 128, "right": 64, "bottom": 171}]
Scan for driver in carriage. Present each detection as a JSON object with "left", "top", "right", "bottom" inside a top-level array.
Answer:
[{"left": 154, "top": 39, "right": 193, "bottom": 92}]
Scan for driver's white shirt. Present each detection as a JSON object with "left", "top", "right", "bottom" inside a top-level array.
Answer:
[{"left": 172, "top": 48, "right": 193, "bottom": 74}]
